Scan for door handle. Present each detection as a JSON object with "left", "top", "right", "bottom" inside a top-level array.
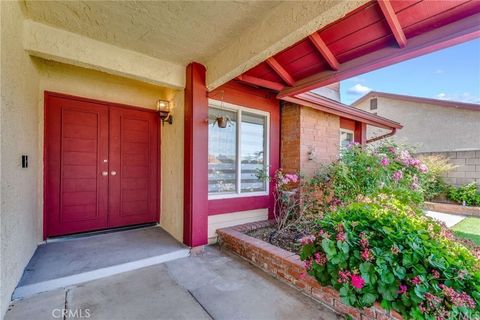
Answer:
[
  {"left": 102, "top": 171, "right": 108, "bottom": 176},
  {"left": 111, "top": 171, "right": 117, "bottom": 176}
]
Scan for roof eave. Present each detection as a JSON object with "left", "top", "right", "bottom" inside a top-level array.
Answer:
[
  {"left": 282, "top": 92, "right": 403, "bottom": 130},
  {"left": 351, "top": 91, "right": 480, "bottom": 111}
]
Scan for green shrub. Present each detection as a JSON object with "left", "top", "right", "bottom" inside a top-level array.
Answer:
[
  {"left": 448, "top": 182, "right": 480, "bottom": 206},
  {"left": 315, "top": 142, "right": 429, "bottom": 209},
  {"left": 299, "top": 197, "right": 480, "bottom": 319},
  {"left": 417, "top": 155, "right": 455, "bottom": 201}
]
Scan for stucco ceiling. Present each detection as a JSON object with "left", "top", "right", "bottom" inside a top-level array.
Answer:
[{"left": 23, "top": 1, "right": 283, "bottom": 65}]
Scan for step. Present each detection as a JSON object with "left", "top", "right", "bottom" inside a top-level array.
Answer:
[
  {"left": 13, "top": 248, "right": 190, "bottom": 299},
  {"left": 12, "top": 226, "right": 190, "bottom": 300}
]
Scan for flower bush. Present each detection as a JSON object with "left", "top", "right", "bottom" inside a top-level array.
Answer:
[
  {"left": 300, "top": 196, "right": 480, "bottom": 319},
  {"left": 448, "top": 182, "right": 480, "bottom": 207},
  {"left": 316, "top": 142, "right": 430, "bottom": 210},
  {"left": 268, "top": 170, "right": 320, "bottom": 231}
]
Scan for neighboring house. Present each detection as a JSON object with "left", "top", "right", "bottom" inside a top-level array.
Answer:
[
  {"left": 1, "top": 0, "right": 478, "bottom": 317},
  {"left": 352, "top": 92, "right": 480, "bottom": 186}
]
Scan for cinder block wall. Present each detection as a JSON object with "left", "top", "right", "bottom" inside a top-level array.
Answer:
[
  {"left": 417, "top": 150, "right": 480, "bottom": 187},
  {"left": 281, "top": 103, "right": 339, "bottom": 177}
]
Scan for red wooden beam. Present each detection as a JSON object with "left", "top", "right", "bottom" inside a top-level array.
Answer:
[
  {"left": 308, "top": 33, "right": 340, "bottom": 71},
  {"left": 378, "top": 0, "right": 407, "bottom": 48},
  {"left": 265, "top": 57, "right": 295, "bottom": 86},
  {"left": 236, "top": 74, "right": 285, "bottom": 91},
  {"left": 278, "top": 12, "right": 480, "bottom": 98}
]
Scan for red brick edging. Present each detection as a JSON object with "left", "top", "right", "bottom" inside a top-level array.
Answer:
[
  {"left": 424, "top": 201, "right": 480, "bottom": 217},
  {"left": 217, "top": 221, "right": 401, "bottom": 320}
]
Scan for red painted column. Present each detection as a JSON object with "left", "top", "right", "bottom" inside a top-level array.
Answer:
[
  {"left": 184, "top": 63, "right": 209, "bottom": 247},
  {"left": 354, "top": 121, "right": 367, "bottom": 146}
]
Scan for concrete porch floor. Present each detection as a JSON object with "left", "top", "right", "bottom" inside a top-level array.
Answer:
[
  {"left": 13, "top": 226, "right": 190, "bottom": 299},
  {"left": 6, "top": 246, "right": 340, "bottom": 320}
]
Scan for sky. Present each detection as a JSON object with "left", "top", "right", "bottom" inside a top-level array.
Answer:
[{"left": 339, "top": 38, "right": 480, "bottom": 105}]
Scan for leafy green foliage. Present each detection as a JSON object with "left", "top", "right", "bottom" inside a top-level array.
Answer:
[
  {"left": 314, "top": 142, "right": 429, "bottom": 210},
  {"left": 448, "top": 182, "right": 480, "bottom": 206},
  {"left": 299, "top": 198, "right": 480, "bottom": 319}
]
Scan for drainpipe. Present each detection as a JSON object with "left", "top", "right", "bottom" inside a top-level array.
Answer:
[{"left": 366, "top": 128, "right": 397, "bottom": 144}]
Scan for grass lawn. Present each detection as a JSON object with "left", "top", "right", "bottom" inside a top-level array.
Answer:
[{"left": 452, "top": 217, "right": 480, "bottom": 246}]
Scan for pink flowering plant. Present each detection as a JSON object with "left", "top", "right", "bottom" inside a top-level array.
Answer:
[
  {"left": 300, "top": 197, "right": 480, "bottom": 319},
  {"left": 269, "top": 170, "right": 319, "bottom": 231},
  {"left": 316, "top": 141, "right": 431, "bottom": 210}
]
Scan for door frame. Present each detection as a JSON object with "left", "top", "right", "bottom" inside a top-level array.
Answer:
[{"left": 43, "top": 91, "right": 161, "bottom": 239}]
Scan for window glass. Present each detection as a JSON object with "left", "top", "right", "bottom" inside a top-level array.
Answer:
[
  {"left": 241, "top": 112, "right": 266, "bottom": 192},
  {"left": 208, "top": 108, "right": 237, "bottom": 194},
  {"left": 340, "top": 130, "right": 354, "bottom": 149},
  {"left": 208, "top": 104, "right": 269, "bottom": 197},
  {"left": 370, "top": 98, "right": 378, "bottom": 110}
]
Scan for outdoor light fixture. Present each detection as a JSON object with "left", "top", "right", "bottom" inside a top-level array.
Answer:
[{"left": 157, "top": 99, "right": 173, "bottom": 125}]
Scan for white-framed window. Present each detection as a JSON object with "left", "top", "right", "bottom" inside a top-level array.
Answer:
[
  {"left": 208, "top": 99, "right": 269, "bottom": 199},
  {"left": 340, "top": 129, "right": 354, "bottom": 149}
]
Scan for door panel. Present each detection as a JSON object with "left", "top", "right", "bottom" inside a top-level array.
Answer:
[
  {"left": 108, "top": 107, "right": 159, "bottom": 228},
  {"left": 45, "top": 94, "right": 160, "bottom": 237},
  {"left": 45, "top": 96, "right": 109, "bottom": 236}
]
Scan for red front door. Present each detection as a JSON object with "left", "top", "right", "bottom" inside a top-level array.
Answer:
[
  {"left": 45, "top": 93, "right": 159, "bottom": 237},
  {"left": 108, "top": 107, "right": 159, "bottom": 228}
]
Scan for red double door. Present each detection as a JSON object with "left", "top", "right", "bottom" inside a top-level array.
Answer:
[{"left": 45, "top": 94, "right": 159, "bottom": 237}]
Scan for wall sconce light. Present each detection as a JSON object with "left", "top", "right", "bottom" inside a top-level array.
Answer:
[{"left": 157, "top": 100, "right": 173, "bottom": 125}]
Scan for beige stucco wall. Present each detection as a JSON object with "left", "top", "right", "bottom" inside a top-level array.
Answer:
[
  {"left": 159, "top": 91, "right": 184, "bottom": 241},
  {"left": 355, "top": 97, "right": 480, "bottom": 153},
  {"left": 1, "top": 12, "right": 186, "bottom": 315},
  {"left": 0, "top": 1, "right": 40, "bottom": 317},
  {"left": 24, "top": 19, "right": 185, "bottom": 90}
]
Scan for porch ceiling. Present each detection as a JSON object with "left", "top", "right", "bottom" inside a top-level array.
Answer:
[
  {"left": 235, "top": 0, "right": 480, "bottom": 98},
  {"left": 22, "top": 1, "right": 282, "bottom": 65}
]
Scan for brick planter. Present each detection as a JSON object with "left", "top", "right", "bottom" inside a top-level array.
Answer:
[
  {"left": 217, "top": 221, "right": 401, "bottom": 320},
  {"left": 425, "top": 201, "right": 480, "bottom": 217}
]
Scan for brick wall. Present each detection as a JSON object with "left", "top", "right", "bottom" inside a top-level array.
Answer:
[
  {"left": 281, "top": 103, "right": 301, "bottom": 173},
  {"left": 281, "top": 103, "right": 340, "bottom": 177},
  {"left": 417, "top": 150, "right": 480, "bottom": 187}
]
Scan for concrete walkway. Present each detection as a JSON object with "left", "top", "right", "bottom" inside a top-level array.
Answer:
[
  {"left": 425, "top": 210, "right": 466, "bottom": 227},
  {"left": 6, "top": 246, "right": 339, "bottom": 320}
]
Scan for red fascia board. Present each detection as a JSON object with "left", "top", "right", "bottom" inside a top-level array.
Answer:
[
  {"left": 285, "top": 92, "right": 402, "bottom": 130},
  {"left": 277, "top": 12, "right": 480, "bottom": 98},
  {"left": 351, "top": 91, "right": 480, "bottom": 111}
]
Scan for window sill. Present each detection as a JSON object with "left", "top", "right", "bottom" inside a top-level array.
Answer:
[{"left": 208, "top": 192, "right": 268, "bottom": 201}]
